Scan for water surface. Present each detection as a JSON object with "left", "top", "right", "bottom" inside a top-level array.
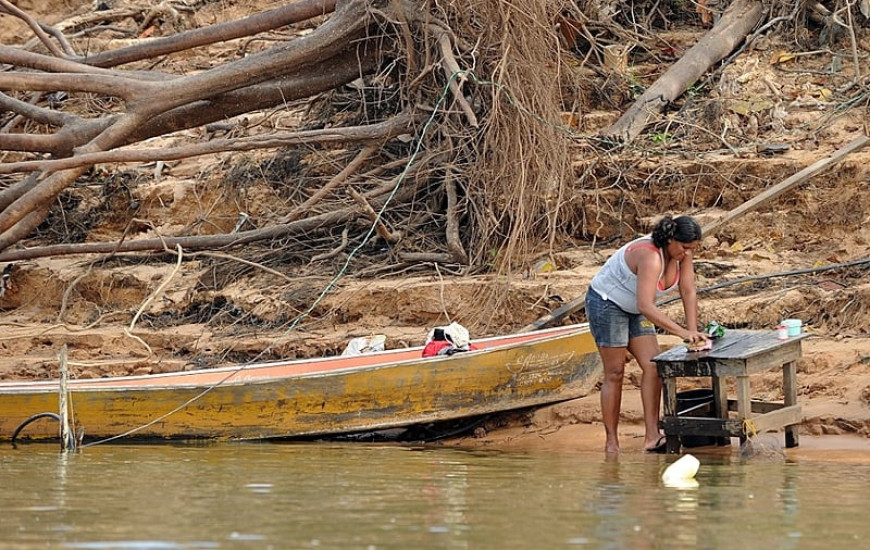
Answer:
[{"left": 1, "top": 442, "right": 867, "bottom": 549}]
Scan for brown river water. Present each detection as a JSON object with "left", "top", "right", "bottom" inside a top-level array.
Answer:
[{"left": 1, "top": 441, "right": 869, "bottom": 549}]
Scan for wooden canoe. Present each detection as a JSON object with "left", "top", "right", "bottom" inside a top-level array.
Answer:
[{"left": 0, "top": 323, "right": 601, "bottom": 442}]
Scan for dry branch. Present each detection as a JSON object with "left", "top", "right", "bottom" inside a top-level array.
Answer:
[
  {"left": 311, "top": 226, "right": 350, "bottom": 262},
  {"left": 123, "top": 47, "right": 380, "bottom": 146},
  {"left": 122, "top": 5, "right": 369, "bottom": 116},
  {"left": 0, "top": 45, "right": 164, "bottom": 77},
  {"left": 702, "top": 134, "right": 870, "bottom": 236},
  {"left": 397, "top": 252, "right": 455, "bottom": 263},
  {"left": 430, "top": 24, "right": 478, "bottom": 128},
  {"left": 0, "top": 180, "right": 420, "bottom": 262},
  {"left": 0, "top": 91, "right": 78, "bottom": 127},
  {"left": 285, "top": 145, "right": 378, "bottom": 223},
  {"left": 80, "top": 0, "right": 338, "bottom": 68},
  {"left": 0, "top": 173, "right": 39, "bottom": 213},
  {"left": 0, "top": 115, "right": 417, "bottom": 175},
  {"left": 347, "top": 186, "right": 402, "bottom": 243},
  {"left": 0, "top": 0, "right": 71, "bottom": 57},
  {"left": 444, "top": 169, "right": 469, "bottom": 264}
]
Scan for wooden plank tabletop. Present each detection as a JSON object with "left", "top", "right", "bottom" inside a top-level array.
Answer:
[{"left": 653, "top": 329, "right": 808, "bottom": 364}]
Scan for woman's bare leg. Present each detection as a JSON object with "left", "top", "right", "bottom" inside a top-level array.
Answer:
[
  {"left": 629, "top": 334, "right": 664, "bottom": 450},
  {"left": 598, "top": 346, "right": 628, "bottom": 454}
]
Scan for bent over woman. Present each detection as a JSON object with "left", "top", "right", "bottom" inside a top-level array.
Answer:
[{"left": 585, "top": 215, "right": 709, "bottom": 454}]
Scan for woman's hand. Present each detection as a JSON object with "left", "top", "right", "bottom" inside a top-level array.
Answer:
[{"left": 682, "top": 330, "right": 709, "bottom": 344}]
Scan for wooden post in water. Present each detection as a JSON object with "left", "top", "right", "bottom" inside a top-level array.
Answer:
[{"left": 58, "top": 345, "right": 75, "bottom": 452}]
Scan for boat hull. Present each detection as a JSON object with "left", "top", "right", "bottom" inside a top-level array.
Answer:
[{"left": 0, "top": 324, "right": 601, "bottom": 441}]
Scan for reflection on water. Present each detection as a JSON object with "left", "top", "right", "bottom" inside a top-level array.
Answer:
[{"left": 1, "top": 442, "right": 869, "bottom": 549}]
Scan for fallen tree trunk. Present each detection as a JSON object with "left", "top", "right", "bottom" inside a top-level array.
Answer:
[{"left": 603, "top": 0, "right": 764, "bottom": 144}]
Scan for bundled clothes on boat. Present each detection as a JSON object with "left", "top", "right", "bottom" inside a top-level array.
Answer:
[{"left": 422, "top": 322, "right": 478, "bottom": 357}]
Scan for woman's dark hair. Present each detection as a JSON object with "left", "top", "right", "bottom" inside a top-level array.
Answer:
[{"left": 651, "top": 215, "right": 702, "bottom": 248}]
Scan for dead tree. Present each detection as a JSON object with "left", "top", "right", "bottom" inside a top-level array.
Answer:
[
  {"left": 0, "top": 0, "right": 584, "bottom": 287},
  {"left": 0, "top": 0, "right": 391, "bottom": 251}
]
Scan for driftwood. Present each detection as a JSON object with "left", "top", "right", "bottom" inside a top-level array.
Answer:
[
  {"left": 524, "top": 133, "right": 870, "bottom": 331},
  {"left": 603, "top": 0, "right": 764, "bottom": 144}
]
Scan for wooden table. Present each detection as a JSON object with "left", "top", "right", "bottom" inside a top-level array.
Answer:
[{"left": 653, "top": 330, "right": 806, "bottom": 454}]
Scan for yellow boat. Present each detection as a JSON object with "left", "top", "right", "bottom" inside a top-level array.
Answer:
[{"left": 0, "top": 324, "right": 600, "bottom": 443}]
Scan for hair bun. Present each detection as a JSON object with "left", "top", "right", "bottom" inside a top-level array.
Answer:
[{"left": 650, "top": 214, "right": 700, "bottom": 247}]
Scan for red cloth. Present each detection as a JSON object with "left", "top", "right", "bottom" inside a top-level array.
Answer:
[
  {"left": 422, "top": 341, "right": 477, "bottom": 357},
  {"left": 422, "top": 341, "right": 452, "bottom": 357}
]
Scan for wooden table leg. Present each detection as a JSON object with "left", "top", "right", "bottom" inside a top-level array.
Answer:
[
  {"left": 783, "top": 360, "right": 800, "bottom": 448},
  {"left": 712, "top": 376, "right": 729, "bottom": 446},
  {"left": 736, "top": 375, "right": 751, "bottom": 446},
  {"left": 661, "top": 376, "right": 680, "bottom": 453}
]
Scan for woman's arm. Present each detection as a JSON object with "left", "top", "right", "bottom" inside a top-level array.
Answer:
[
  {"left": 634, "top": 249, "right": 692, "bottom": 340},
  {"left": 634, "top": 248, "right": 707, "bottom": 343},
  {"left": 678, "top": 251, "right": 700, "bottom": 333}
]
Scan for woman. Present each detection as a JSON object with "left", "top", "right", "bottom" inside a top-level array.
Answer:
[{"left": 585, "top": 215, "right": 709, "bottom": 454}]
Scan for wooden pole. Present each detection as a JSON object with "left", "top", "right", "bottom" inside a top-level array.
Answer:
[
  {"left": 521, "top": 294, "right": 587, "bottom": 332},
  {"left": 58, "top": 344, "right": 75, "bottom": 452},
  {"left": 702, "top": 134, "right": 870, "bottom": 236}
]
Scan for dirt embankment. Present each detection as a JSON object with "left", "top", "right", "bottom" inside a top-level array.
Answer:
[{"left": 2, "top": 1, "right": 870, "bottom": 449}]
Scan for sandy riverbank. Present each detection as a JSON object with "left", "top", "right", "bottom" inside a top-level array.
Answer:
[{"left": 441, "top": 385, "right": 870, "bottom": 462}]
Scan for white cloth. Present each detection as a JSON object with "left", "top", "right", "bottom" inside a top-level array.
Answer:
[{"left": 425, "top": 321, "right": 471, "bottom": 348}]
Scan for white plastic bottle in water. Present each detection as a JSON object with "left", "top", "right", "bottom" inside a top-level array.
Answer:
[{"left": 662, "top": 454, "right": 700, "bottom": 487}]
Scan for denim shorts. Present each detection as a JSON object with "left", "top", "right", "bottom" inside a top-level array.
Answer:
[{"left": 585, "top": 287, "right": 656, "bottom": 348}]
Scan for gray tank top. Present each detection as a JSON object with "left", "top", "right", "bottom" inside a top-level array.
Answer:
[{"left": 590, "top": 236, "right": 679, "bottom": 314}]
